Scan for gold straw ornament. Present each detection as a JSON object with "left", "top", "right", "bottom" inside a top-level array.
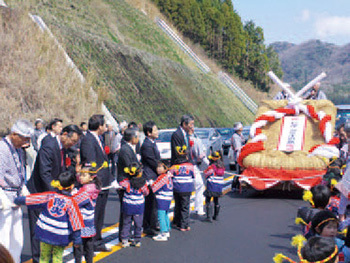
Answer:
[
  {"left": 302, "top": 190, "right": 314, "bottom": 207},
  {"left": 51, "top": 180, "right": 73, "bottom": 191}
]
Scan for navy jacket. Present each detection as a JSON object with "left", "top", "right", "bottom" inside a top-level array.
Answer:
[
  {"left": 170, "top": 127, "right": 186, "bottom": 165},
  {"left": 80, "top": 131, "right": 113, "bottom": 187},
  {"left": 27, "top": 135, "right": 65, "bottom": 193},
  {"left": 117, "top": 143, "right": 139, "bottom": 182},
  {"left": 141, "top": 137, "right": 160, "bottom": 181}
]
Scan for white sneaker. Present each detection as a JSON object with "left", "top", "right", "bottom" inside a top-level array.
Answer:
[
  {"left": 164, "top": 232, "right": 170, "bottom": 238},
  {"left": 197, "top": 211, "right": 205, "bottom": 216},
  {"left": 152, "top": 234, "right": 168, "bottom": 241},
  {"left": 121, "top": 240, "right": 130, "bottom": 247}
]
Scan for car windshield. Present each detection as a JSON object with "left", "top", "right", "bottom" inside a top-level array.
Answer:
[
  {"left": 336, "top": 109, "right": 350, "bottom": 127},
  {"left": 156, "top": 131, "right": 173, "bottom": 143},
  {"left": 217, "top": 129, "right": 233, "bottom": 138},
  {"left": 195, "top": 130, "right": 210, "bottom": 139}
]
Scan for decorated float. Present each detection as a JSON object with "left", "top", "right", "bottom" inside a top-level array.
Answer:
[{"left": 237, "top": 72, "right": 340, "bottom": 191}]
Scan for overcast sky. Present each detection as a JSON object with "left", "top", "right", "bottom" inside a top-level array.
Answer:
[{"left": 233, "top": 0, "right": 350, "bottom": 46}]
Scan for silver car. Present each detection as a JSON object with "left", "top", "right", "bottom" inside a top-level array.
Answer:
[{"left": 194, "top": 128, "right": 223, "bottom": 156}]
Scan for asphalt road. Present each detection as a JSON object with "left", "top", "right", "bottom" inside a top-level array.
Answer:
[{"left": 20, "top": 156, "right": 305, "bottom": 263}]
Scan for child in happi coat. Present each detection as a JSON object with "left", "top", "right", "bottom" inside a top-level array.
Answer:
[
  {"left": 311, "top": 210, "right": 350, "bottom": 263},
  {"left": 119, "top": 162, "right": 149, "bottom": 247},
  {"left": 273, "top": 235, "right": 339, "bottom": 263},
  {"left": 203, "top": 151, "right": 225, "bottom": 222},
  {"left": 73, "top": 162, "right": 104, "bottom": 263},
  {"left": 296, "top": 185, "right": 331, "bottom": 237},
  {"left": 151, "top": 161, "right": 173, "bottom": 241},
  {"left": 14, "top": 171, "right": 84, "bottom": 263},
  {"left": 170, "top": 145, "right": 194, "bottom": 232}
]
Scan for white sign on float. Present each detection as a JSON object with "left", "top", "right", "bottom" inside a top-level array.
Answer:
[{"left": 277, "top": 116, "right": 307, "bottom": 152}]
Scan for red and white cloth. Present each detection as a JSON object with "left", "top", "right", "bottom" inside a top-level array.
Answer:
[{"left": 238, "top": 104, "right": 339, "bottom": 190}]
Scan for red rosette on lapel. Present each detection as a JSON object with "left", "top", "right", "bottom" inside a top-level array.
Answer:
[
  {"left": 104, "top": 145, "right": 110, "bottom": 155},
  {"left": 189, "top": 140, "right": 194, "bottom": 147},
  {"left": 65, "top": 157, "right": 71, "bottom": 167}
]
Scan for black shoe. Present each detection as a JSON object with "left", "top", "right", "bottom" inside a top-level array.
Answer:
[
  {"left": 94, "top": 244, "right": 111, "bottom": 252},
  {"left": 213, "top": 205, "right": 220, "bottom": 221},
  {"left": 143, "top": 228, "right": 158, "bottom": 236}
]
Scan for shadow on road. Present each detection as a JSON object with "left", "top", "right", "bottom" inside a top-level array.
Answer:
[{"left": 227, "top": 188, "right": 303, "bottom": 200}]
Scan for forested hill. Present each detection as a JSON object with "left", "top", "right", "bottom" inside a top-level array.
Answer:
[
  {"left": 270, "top": 40, "right": 350, "bottom": 104},
  {"left": 152, "top": 0, "right": 283, "bottom": 91}
]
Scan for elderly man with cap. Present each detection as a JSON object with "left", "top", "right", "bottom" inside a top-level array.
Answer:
[
  {"left": 231, "top": 122, "right": 245, "bottom": 174},
  {"left": 0, "top": 119, "right": 34, "bottom": 263}
]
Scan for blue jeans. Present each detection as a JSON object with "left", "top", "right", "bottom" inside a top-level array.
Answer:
[{"left": 157, "top": 210, "right": 170, "bottom": 233}]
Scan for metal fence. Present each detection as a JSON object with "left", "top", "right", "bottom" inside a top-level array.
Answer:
[
  {"left": 155, "top": 17, "right": 211, "bottom": 74},
  {"left": 218, "top": 72, "right": 258, "bottom": 114},
  {"left": 155, "top": 17, "right": 257, "bottom": 114}
]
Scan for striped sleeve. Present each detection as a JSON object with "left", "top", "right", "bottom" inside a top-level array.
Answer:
[
  {"left": 151, "top": 174, "right": 167, "bottom": 193},
  {"left": 141, "top": 184, "right": 150, "bottom": 196},
  {"left": 120, "top": 179, "right": 130, "bottom": 192},
  {"left": 67, "top": 197, "right": 85, "bottom": 231},
  {"left": 72, "top": 188, "right": 90, "bottom": 206},
  {"left": 204, "top": 165, "right": 214, "bottom": 178},
  {"left": 25, "top": 192, "right": 55, "bottom": 206}
]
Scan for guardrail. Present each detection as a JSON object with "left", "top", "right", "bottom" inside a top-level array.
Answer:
[
  {"left": 218, "top": 72, "right": 258, "bottom": 114},
  {"left": 155, "top": 17, "right": 211, "bottom": 74},
  {"left": 155, "top": 17, "right": 257, "bottom": 114}
]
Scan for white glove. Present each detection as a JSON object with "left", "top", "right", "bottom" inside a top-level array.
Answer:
[
  {"left": 0, "top": 188, "right": 12, "bottom": 210},
  {"left": 111, "top": 180, "right": 122, "bottom": 189},
  {"left": 21, "top": 185, "right": 30, "bottom": 196},
  {"left": 147, "top": 180, "right": 154, "bottom": 186},
  {"left": 203, "top": 157, "right": 210, "bottom": 166},
  {"left": 71, "top": 188, "right": 78, "bottom": 195}
]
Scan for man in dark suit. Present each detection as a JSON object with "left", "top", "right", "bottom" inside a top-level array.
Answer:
[
  {"left": 117, "top": 128, "right": 140, "bottom": 240},
  {"left": 171, "top": 114, "right": 195, "bottom": 165},
  {"left": 80, "top": 114, "right": 113, "bottom": 252},
  {"left": 26, "top": 124, "right": 82, "bottom": 263},
  {"left": 141, "top": 121, "right": 160, "bottom": 235},
  {"left": 40, "top": 118, "right": 63, "bottom": 147}
]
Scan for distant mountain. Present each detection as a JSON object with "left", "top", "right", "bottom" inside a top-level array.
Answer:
[{"left": 270, "top": 40, "right": 350, "bottom": 104}]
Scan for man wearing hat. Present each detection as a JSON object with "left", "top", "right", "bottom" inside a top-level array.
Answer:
[
  {"left": 0, "top": 119, "right": 34, "bottom": 263},
  {"left": 231, "top": 122, "right": 245, "bottom": 173}
]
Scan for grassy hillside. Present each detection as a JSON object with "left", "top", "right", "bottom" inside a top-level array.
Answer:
[
  {"left": 0, "top": 6, "right": 99, "bottom": 133},
  {"left": 6, "top": 0, "right": 255, "bottom": 127}
]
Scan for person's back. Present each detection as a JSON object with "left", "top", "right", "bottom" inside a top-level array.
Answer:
[
  {"left": 171, "top": 161, "right": 194, "bottom": 193},
  {"left": 15, "top": 171, "right": 83, "bottom": 250}
]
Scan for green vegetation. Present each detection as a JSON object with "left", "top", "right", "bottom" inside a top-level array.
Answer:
[
  {"left": 6, "top": 0, "right": 255, "bottom": 127},
  {"left": 152, "top": 0, "right": 283, "bottom": 91}
]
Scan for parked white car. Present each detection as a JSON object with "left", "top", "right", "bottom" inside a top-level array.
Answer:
[
  {"left": 194, "top": 128, "right": 223, "bottom": 157},
  {"left": 155, "top": 129, "right": 176, "bottom": 165}
]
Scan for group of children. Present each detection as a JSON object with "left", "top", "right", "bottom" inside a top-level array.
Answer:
[
  {"left": 14, "top": 145, "right": 226, "bottom": 262},
  {"left": 273, "top": 181, "right": 350, "bottom": 263}
]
